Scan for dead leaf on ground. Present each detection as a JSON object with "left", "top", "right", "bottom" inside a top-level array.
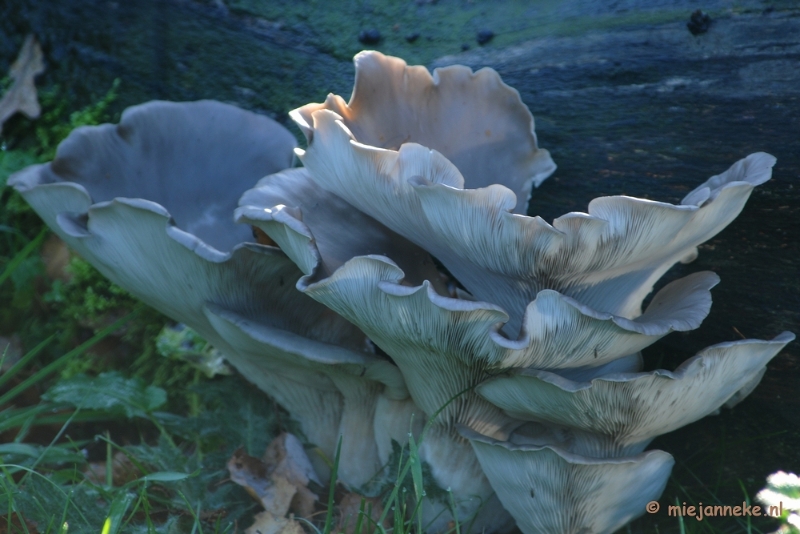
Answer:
[
  {"left": 0, "top": 513, "right": 39, "bottom": 534},
  {"left": 227, "top": 433, "right": 319, "bottom": 519},
  {"left": 245, "top": 511, "right": 304, "bottom": 534},
  {"left": 84, "top": 450, "right": 142, "bottom": 486},
  {"left": 40, "top": 234, "right": 72, "bottom": 282},
  {"left": 265, "top": 432, "right": 320, "bottom": 517},
  {"left": 336, "top": 493, "right": 387, "bottom": 534},
  {"left": 0, "top": 35, "right": 45, "bottom": 135}
]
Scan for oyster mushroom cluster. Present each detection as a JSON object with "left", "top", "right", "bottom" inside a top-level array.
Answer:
[{"left": 9, "top": 52, "right": 793, "bottom": 534}]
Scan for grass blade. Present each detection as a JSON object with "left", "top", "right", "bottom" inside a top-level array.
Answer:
[
  {"left": 0, "top": 305, "right": 142, "bottom": 407},
  {"left": 0, "top": 335, "right": 55, "bottom": 391},
  {"left": 324, "top": 436, "right": 343, "bottom": 534},
  {"left": 0, "top": 228, "right": 46, "bottom": 288}
]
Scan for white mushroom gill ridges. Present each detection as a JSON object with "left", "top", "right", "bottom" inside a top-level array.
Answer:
[
  {"left": 292, "top": 253, "right": 719, "bottom": 528},
  {"left": 297, "top": 108, "right": 775, "bottom": 337},
  {"left": 461, "top": 427, "right": 675, "bottom": 534},
  {"left": 477, "top": 332, "right": 795, "bottom": 458}
]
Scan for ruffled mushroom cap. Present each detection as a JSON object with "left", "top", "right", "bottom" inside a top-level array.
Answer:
[
  {"left": 237, "top": 167, "right": 445, "bottom": 288},
  {"left": 296, "top": 108, "right": 775, "bottom": 336},
  {"left": 461, "top": 427, "right": 674, "bottom": 534},
  {"left": 238, "top": 166, "right": 458, "bottom": 487},
  {"left": 291, "top": 51, "right": 555, "bottom": 214},
  {"left": 292, "top": 253, "right": 714, "bottom": 523},
  {"left": 299, "top": 256, "right": 717, "bottom": 424},
  {"left": 7, "top": 101, "right": 393, "bottom": 480},
  {"left": 477, "top": 332, "right": 795, "bottom": 458}
]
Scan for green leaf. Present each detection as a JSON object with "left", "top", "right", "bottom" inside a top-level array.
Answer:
[
  {"left": 0, "top": 228, "right": 46, "bottom": 288},
  {"left": 156, "top": 324, "right": 231, "bottom": 378},
  {"left": 42, "top": 372, "right": 167, "bottom": 418},
  {"left": 105, "top": 491, "right": 135, "bottom": 534},
  {"left": 140, "top": 471, "right": 191, "bottom": 482},
  {"left": 0, "top": 443, "right": 41, "bottom": 457},
  {"left": 0, "top": 442, "right": 84, "bottom": 467},
  {"left": 0, "top": 149, "right": 38, "bottom": 188}
]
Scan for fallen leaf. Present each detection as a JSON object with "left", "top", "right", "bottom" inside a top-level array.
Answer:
[
  {"left": 265, "top": 432, "right": 321, "bottom": 487},
  {"left": 265, "top": 432, "right": 320, "bottom": 517},
  {"left": 0, "top": 35, "right": 45, "bottom": 134},
  {"left": 0, "top": 513, "right": 39, "bottom": 534},
  {"left": 336, "top": 493, "right": 387, "bottom": 534},
  {"left": 228, "top": 447, "right": 297, "bottom": 517},
  {"left": 40, "top": 234, "right": 71, "bottom": 282},
  {"left": 84, "top": 451, "right": 142, "bottom": 486},
  {"left": 228, "top": 433, "right": 320, "bottom": 518},
  {"left": 245, "top": 511, "right": 304, "bottom": 534}
]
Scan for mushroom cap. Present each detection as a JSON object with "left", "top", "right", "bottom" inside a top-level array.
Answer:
[
  {"left": 461, "top": 427, "right": 674, "bottom": 534},
  {"left": 477, "top": 332, "right": 795, "bottom": 457},
  {"left": 16, "top": 100, "right": 297, "bottom": 253},
  {"left": 237, "top": 166, "right": 444, "bottom": 289},
  {"left": 8, "top": 100, "right": 365, "bottom": 351},
  {"left": 7, "top": 101, "right": 395, "bottom": 479},
  {"left": 298, "top": 255, "right": 718, "bottom": 437},
  {"left": 296, "top": 108, "right": 775, "bottom": 336},
  {"left": 291, "top": 50, "right": 555, "bottom": 214}
]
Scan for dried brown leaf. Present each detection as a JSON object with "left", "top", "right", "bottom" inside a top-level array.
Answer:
[
  {"left": 40, "top": 234, "right": 72, "bottom": 282},
  {"left": 265, "top": 432, "right": 321, "bottom": 486},
  {"left": 336, "top": 493, "right": 386, "bottom": 534},
  {"left": 0, "top": 513, "right": 39, "bottom": 534},
  {"left": 84, "top": 451, "right": 142, "bottom": 486},
  {"left": 245, "top": 511, "right": 305, "bottom": 534},
  {"left": 228, "top": 434, "right": 320, "bottom": 519},
  {"left": 0, "top": 35, "right": 45, "bottom": 134},
  {"left": 264, "top": 432, "right": 320, "bottom": 516}
]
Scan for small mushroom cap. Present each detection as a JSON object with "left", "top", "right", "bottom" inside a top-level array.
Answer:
[
  {"left": 291, "top": 51, "right": 555, "bottom": 213},
  {"left": 237, "top": 167, "right": 445, "bottom": 289},
  {"left": 204, "top": 302, "right": 408, "bottom": 400},
  {"left": 461, "top": 427, "right": 674, "bottom": 534},
  {"left": 297, "top": 110, "right": 775, "bottom": 335},
  {"left": 477, "top": 332, "right": 795, "bottom": 457}
]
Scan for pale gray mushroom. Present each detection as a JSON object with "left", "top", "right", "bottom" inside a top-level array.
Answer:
[
  {"left": 7, "top": 100, "right": 398, "bottom": 481},
  {"left": 280, "top": 74, "right": 787, "bottom": 531},
  {"left": 237, "top": 166, "right": 454, "bottom": 486},
  {"left": 461, "top": 427, "right": 674, "bottom": 534},
  {"left": 291, "top": 50, "right": 556, "bottom": 214},
  {"left": 204, "top": 302, "right": 415, "bottom": 487},
  {"left": 296, "top": 108, "right": 775, "bottom": 336},
  {"left": 285, "top": 253, "right": 716, "bottom": 528},
  {"left": 477, "top": 332, "right": 795, "bottom": 458},
  {"left": 237, "top": 167, "right": 445, "bottom": 288}
]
